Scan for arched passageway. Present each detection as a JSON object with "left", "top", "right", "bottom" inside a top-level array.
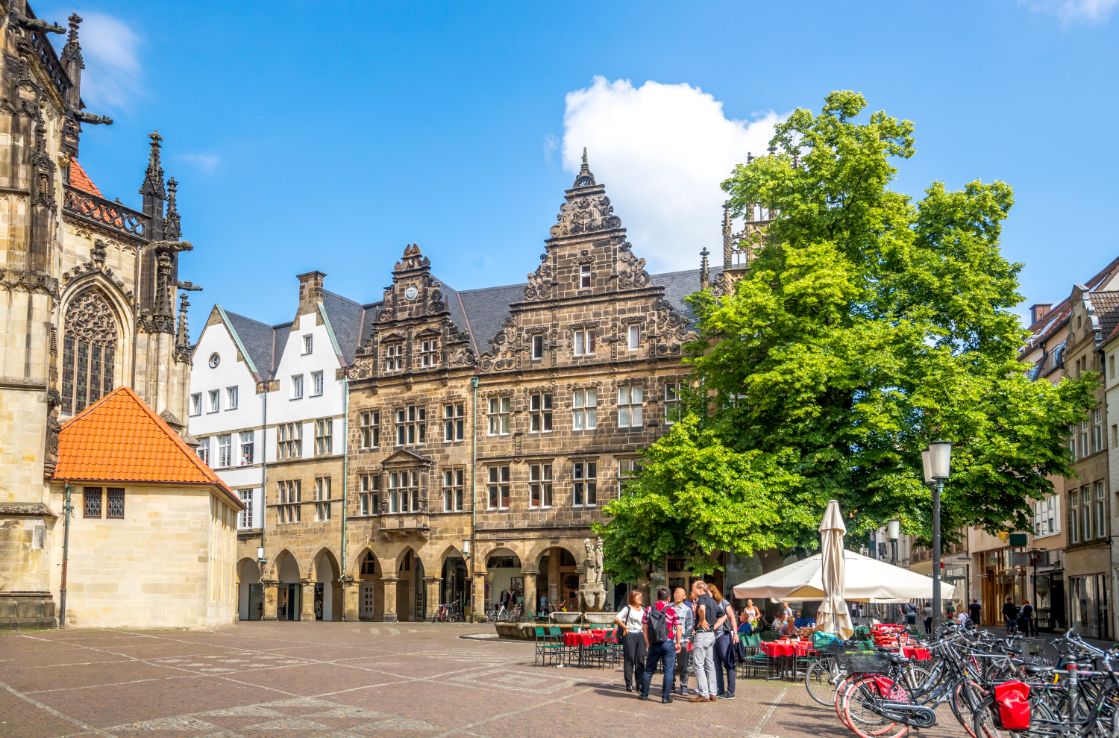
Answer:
[
  {"left": 275, "top": 551, "right": 302, "bottom": 621},
  {"left": 486, "top": 548, "right": 523, "bottom": 612},
  {"left": 356, "top": 550, "right": 382, "bottom": 621},
  {"left": 440, "top": 553, "right": 467, "bottom": 617},
  {"left": 312, "top": 550, "right": 342, "bottom": 622},
  {"left": 537, "top": 547, "right": 578, "bottom": 613},
  {"left": 396, "top": 548, "right": 425, "bottom": 622},
  {"left": 237, "top": 558, "right": 262, "bottom": 621}
]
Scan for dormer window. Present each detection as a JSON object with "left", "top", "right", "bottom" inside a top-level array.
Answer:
[
  {"left": 383, "top": 343, "right": 404, "bottom": 373},
  {"left": 419, "top": 338, "right": 438, "bottom": 368},
  {"left": 579, "top": 264, "right": 592, "bottom": 289},
  {"left": 302, "top": 334, "right": 313, "bottom": 355}
]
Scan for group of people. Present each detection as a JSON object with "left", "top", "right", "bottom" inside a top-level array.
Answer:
[
  {"left": 1002, "top": 596, "right": 1037, "bottom": 636},
  {"left": 614, "top": 580, "right": 739, "bottom": 704}
]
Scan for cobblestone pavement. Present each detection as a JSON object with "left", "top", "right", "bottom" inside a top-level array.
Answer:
[{"left": 0, "top": 622, "right": 970, "bottom": 737}]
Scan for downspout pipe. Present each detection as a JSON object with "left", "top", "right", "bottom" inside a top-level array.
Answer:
[
  {"left": 259, "top": 384, "right": 268, "bottom": 577},
  {"left": 340, "top": 372, "right": 349, "bottom": 619},
  {"left": 470, "top": 375, "right": 479, "bottom": 623},
  {"left": 59, "top": 482, "right": 73, "bottom": 628}
]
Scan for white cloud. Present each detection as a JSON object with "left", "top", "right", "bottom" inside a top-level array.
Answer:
[
  {"left": 71, "top": 11, "right": 142, "bottom": 110},
  {"left": 1024, "top": 0, "right": 1117, "bottom": 24},
  {"left": 542, "top": 134, "right": 559, "bottom": 164},
  {"left": 179, "top": 153, "right": 221, "bottom": 173},
  {"left": 561, "top": 76, "right": 782, "bottom": 272}
]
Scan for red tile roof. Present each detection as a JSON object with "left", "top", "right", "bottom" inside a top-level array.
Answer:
[
  {"left": 69, "top": 159, "right": 103, "bottom": 197},
  {"left": 53, "top": 387, "right": 242, "bottom": 509}
]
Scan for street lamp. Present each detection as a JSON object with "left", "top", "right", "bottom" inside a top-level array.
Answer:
[
  {"left": 922, "top": 441, "right": 952, "bottom": 631},
  {"left": 887, "top": 519, "right": 900, "bottom": 567}
]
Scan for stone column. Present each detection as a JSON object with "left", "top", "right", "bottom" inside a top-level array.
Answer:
[
  {"left": 424, "top": 576, "right": 439, "bottom": 621},
  {"left": 472, "top": 572, "right": 486, "bottom": 621},
  {"left": 548, "top": 552, "right": 561, "bottom": 605},
  {"left": 522, "top": 570, "right": 538, "bottom": 620},
  {"left": 381, "top": 576, "right": 399, "bottom": 622},
  {"left": 301, "top": 579, "right": 316, "bottom": 621},
  {"left": 262, "top": 580, "right": 278, "bottom": 621},
  {"left": 342, "top": 577, "right": 359, "bottom": 621}
]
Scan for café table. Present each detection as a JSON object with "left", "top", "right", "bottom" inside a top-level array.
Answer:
[
  {"left": 561, "top": 629, "right": 606, "bottom": 666},
  {"left": 759, "top": 638, "right": 815, "bottom": 679}
]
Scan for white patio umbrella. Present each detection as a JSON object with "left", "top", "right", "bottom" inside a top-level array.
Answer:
[
  {"left": 815, "top": 500, "right": 854, "bottom": 639},
  {"left": 732, "top": 551, "right": 955, "bottom": 603}
]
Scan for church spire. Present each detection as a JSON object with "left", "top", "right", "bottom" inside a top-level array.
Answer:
[
  {"left": 572, "top": 146, "right": 596, "bottom": 188},
  {"left": 140, "top": 131, "right": 166, "bottom": 239},
  {"left": 164, "top": 177, "right": 181, "bottom": 240},
  {"left": 60, "top": 13, "right": 83, "bottom": 110}
]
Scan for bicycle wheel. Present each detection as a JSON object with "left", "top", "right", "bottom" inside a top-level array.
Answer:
[
  {"left": 841, "top": 675, "right": 910, "bottom": 738},
  {"left": 972, "top": 693, "right": 1037, "bottom": 738},
  {"left": 949, "top": 679, "right": 987, "bottom": 738},
  {"left": 805, "top": 656, "right": 845, "bottom": 707}
]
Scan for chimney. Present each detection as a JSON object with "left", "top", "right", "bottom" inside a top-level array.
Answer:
[
  {"left": 296, "top": 271, "right": 326, "bottom": 316},
  {"left": 1030, "top": 303, "right": 1052, "bottom": 324}
]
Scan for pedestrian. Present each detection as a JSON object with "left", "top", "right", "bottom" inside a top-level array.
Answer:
[
  {"left": 1018, "top": 599, "right": 1035, "bottom": 637},
  {"left": 689, "top": 579, "right": 720, "bottom": 702},
  {"left": 740, "top": 598, "right": 760, "bottom": 634},
  {"left": 708, "top": 584, "right": 738, "bottom": 700},
  {"left": 538, "top": 593, "right": 548, "bottom": 618},
  {"left": 968, "top": 598, "right": 982, "bottom": 626},
  {"left": 614, "top": 590, "right": 647, "bottom": 692},
  {"left": 639, "top": 586, "right": 680, "bottom": 704},
  {"left": 904, "top": 602, "right": 918, "bottom": 627},
  {"left": 781, "top": 601, "right": 794, "bottom": 621},
  {"left": 923, "top": 603, "right": 933, "bottom": 636},
  {"left": 1002, "top": 597, "right": 1019, "bottom": 633},
  {"left": 670, "top": 586, "right": 694, "bottom": 695}
]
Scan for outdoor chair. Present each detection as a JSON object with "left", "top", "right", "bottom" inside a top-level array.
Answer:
[{"left": 534, "top": 626, "right": 564, "bottom": 666}]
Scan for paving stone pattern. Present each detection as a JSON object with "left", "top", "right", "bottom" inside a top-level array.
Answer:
[{"left": 0, "top": 622, "right": 971, "bottom": 737}]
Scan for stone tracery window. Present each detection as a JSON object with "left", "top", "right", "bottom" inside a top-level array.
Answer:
[{"left": 61, "top": 290, "right": 119, "bottom": 415}]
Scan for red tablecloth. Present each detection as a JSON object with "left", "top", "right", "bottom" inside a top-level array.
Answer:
[
  {"left": 562, "top": 630, "right": 607, "bottom": 647},
  {"left": 760, "top": 640, "right": 815, "bottom": 658}
]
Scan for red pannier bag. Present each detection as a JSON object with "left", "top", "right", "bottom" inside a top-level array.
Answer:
[{"left": 994, "top": 680, "right": 1031, "bottom": 730}]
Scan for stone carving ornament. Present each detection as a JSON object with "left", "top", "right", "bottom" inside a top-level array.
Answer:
[{"left": 550, "top": 192, "right": 622, "bottom": 238}]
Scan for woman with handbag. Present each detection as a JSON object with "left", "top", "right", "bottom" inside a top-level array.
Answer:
[
  {"left": 708, "top": 584, "right": 738, "bottom": 700},
  {"left": 614, "top": 590, "right": 647, "bottom": 692}
]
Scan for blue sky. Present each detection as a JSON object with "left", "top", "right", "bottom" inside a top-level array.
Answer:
[{"left": 45, "top": 0, "right": 1119, "bottom": 337}]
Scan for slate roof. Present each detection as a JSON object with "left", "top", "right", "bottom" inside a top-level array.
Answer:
[
  {"left": 53, "top": 387, "right": 241, "bottom": 509},
  {"left": 1027, "top": 255, "right": 1119, "bottom": 345},
  {"left": 215, "top": 266, "right": 713, "bottom": 374},
  {"left": 69, "top": 159, "right": 103, "bottom": 197},
  {"left": 1089, "top": 291, "right": 1119, "bottom": 341}
]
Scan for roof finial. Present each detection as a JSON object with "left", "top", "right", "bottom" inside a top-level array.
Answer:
[
  {"left": 572, "top": 146, "right": 596, "bottom": 188},
  {"left": 164, "top": 177, "right": 181, "bottom": 240},
  {"left": 700, "top": 247, "right": 710, "bottom": 289}
]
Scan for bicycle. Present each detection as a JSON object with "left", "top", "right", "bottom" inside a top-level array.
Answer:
[{"left": 432, "top": 598, "right": 463, "bottom": 623}]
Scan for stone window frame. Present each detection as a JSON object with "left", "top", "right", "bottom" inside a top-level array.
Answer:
[
  {"left": 314, "top": 476, "right": 332, "bottom": 521},
  {"left": 530, "top": 332, "right": 547, "bottom": 361},
  {"left": 1069, "top": 490, "right": 1080, "bottom": 544},
  {"left": 664, "top": 380, "right": 683, "bottom": 425},
  {"left": 83, "top": 486, "right": 102, "bottom": 518},
  {"left": 1094, "top": 480, "right": 1107, "bottom": 539},
  {"left": 444, "top": 402, "right": 465, "bottom": 442},
  {"left": 572, "top": 328, "right": 595, "bottom": 357},
  {"left": 226, "top": 385, "right": 239, "bottom": 410},
  {"left": 382, "top": 339, "right": 405, "bottom": 374},
  {"left": 358, "top": 472, "right": 381, "bottom": 516},
  {"left": 311, "top": 370, "right": 324, "bottom": 398},
  {"left": 61, "top": 289, "right": 119, "bottom": 416},
  {"left": 487, "top": 395, "right": 512, "bottom": 437},
  {"left": 487, "top": 464, "right": 511, "bottom": 510},
  {"left": 237, "top": 488, "right": 255, "bottom": 529},
  {"left": 617, "top": 382, "right": 645, "bottom": 430},
  {"left": 579, "top": 263, "right": 592, "bottom": 289},
  {"left": 622, "top": 317, "right": 644, "bottom": 352},
  {"left": 196, "top": 437, "right": 210, "bottom": 465},
  {"left": 529, "top": 461, "right": 553, "bottom": 509},
  {"left": 529, "top": 391, "right": 553, "bottom": 433},
  {"left": 208, "top": 388, "right": 220, "bottom": 413},
  {"left": 442, "top": 467, "right": 465, "bottom": 512},
  {"left": 239, "top": 431, "right": 255, "bottom": 465},
  {"left": 106, "top": 488, "right": 125, "bottom": 519},
  {"left": 417, "top": 332, "right": 440, "bottom": 369},
  {"left": 387, "top": 469, "right": 421, "bottom": 513},
  {"left": 395, "top": 405, "right": 427, "bottom": 446},
  {"left": 290, "top": 374, "right": 304, "bottom": 401},
  {"left": 314, "top": 417, "right": 334, "bottom": 456},
  {"left": 277, "top": 479, "right": 302, "bottom": 524},
  {"left": 189, "top": 392, "right": 202, "bottom": 416},
  {"left": 359, "top": 410, "right": 381, "bottom": 449},
  {"left": 617, "top": 457, "right": 642, "bottom": 494},
  {"left": 572, "top": 459, "right": 598, "bottom": 508},
  {"left": 302, "top": 334, "right": 314, "bottom": 355},
  {"left": 277, "top": 422, "right": 303, "bottom": 460},
  {"left": 572, "top": 387, "right": 598, "bottom": 431}
]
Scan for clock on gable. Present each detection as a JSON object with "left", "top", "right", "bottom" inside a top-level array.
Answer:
[{"left": 404, "top": 286, "right": 419, "bottom": 301}]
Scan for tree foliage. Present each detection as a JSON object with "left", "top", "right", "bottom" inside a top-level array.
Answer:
[{"left": 599, "top": 91, "right": 1093, "bottom": 580}]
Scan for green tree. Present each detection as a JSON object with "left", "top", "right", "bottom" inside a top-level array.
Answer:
[{"left": 599, "top": 91, "right": 1093, "bottom": 579}]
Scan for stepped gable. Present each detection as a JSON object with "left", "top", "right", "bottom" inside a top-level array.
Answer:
[{"left": 52, "top": 386, "right": 241, "bottom": 508}]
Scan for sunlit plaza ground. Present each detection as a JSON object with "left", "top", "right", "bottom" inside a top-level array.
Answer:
[{"left": 0, "top": 622, "right": 972, "bottom": 737}]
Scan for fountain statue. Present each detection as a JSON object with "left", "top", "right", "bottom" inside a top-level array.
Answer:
[{"left": 579, "top": 537, "right": 607, "bottom": 612}]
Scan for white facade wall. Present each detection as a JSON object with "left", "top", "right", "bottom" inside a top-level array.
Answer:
[
  {"left": 1104, "top": 339, "right": 1119, "bottom": 639},
  {"left": 188, "top": 308, "right": 347, "bottom": 533}
]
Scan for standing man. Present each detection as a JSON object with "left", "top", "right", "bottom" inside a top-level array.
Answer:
[
  {"left": 639, "top": 587, "right": 680, "bottom": 704},
  {"left": 670, "top": 586, "right": 694, "bottom": 695},
  {"left": 968, "top": 598, "right": 982, "bottom": 626},
  {"left": 690, "top": 580, "right": 720, "bottom": 702},
  {"left": 1002, "top": 597, "right": 1019, "bottom": 633}
]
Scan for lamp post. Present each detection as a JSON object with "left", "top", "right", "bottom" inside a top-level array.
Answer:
[
  {"left": 887, "top": 519, "right": 900, "bottom": 567},
  {"left": 463, "top": 538, "right": 473, "bottom": 623},
  {"left": 922, "top": 441, "right": 952, "bottom": 631}
]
